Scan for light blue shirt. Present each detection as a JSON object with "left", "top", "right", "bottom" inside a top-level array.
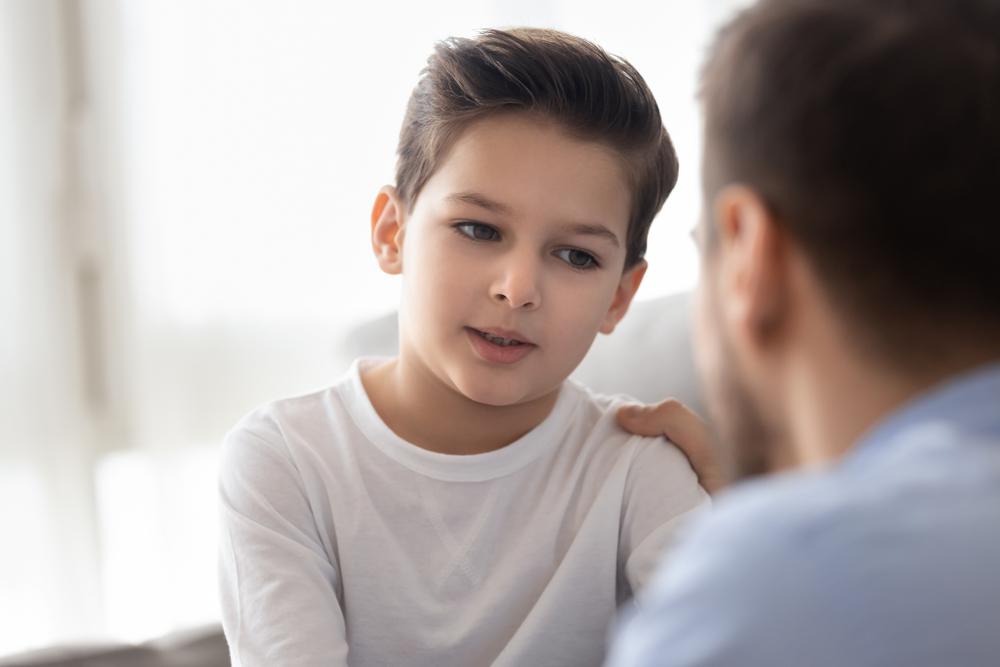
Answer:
[{"left": 608, "top": 362, "right": 1000, "bottom": 666}]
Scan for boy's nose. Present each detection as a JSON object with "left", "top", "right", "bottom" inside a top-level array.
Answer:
[{"left": 490, "top": 260, "right": 542, "bottom": 310}]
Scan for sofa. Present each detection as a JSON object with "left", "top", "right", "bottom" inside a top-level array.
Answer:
[{"left": 0, "top": 625, "right": 229, "bottom": 667}]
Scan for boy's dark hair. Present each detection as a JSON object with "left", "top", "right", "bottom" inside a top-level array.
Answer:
[
  {"left": 700, "top": 0, "right": 1000, "bottom": 363},
  {"left": 396, "top": 28, "right": 678, "bottom": 269}
]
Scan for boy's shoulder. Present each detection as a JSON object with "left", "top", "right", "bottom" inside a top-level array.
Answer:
[
  {"left": 222, "top": 366, "right": 356, "bottom": 455},
  {"left": 565, "top": 380, "right": 700, "bottom": 484},
  {"left": 568, "top": 378, "right": 643, "bottom": 428}
]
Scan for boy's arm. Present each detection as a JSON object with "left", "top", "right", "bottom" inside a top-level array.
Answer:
[
  {"left": 618, "top": 436, "right": 710, "bottom": 595},
  {"left": 218, "top": 422, "right": 349, "bottom": 667}
]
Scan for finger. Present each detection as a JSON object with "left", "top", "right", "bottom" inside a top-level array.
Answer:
[
  {"left": 616, "top": 402, "right": 673, "bottom": 437},
  {"left": 616, "top": 399, "right": 692, "bottom": 439}
]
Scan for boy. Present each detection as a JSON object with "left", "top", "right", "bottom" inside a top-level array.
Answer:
[{"left": 218, "top": 28, "right": 707, "bottom": 667}]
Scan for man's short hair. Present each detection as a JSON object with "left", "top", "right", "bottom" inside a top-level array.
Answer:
[
  {"left": 396, "top": 28, "right": 679, "bottom": 269},
  {"left": 701, "top": 0, "right": 1000, "bottom": 360}
]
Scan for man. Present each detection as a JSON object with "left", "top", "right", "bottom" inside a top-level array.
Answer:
[{"left": 610, "top": 0, "right": 1000, "bottom": 664}]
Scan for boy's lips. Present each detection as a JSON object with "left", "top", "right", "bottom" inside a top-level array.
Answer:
[
  {"left": 468, "top": 326, "right": 536, "bottom": 346},
  {"left": 464, "top": 326, "right": 537, "bottom": 365}
]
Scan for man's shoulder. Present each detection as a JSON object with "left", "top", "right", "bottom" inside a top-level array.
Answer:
[
  {"left": 678, "top": 465, "right": 890, "bottom": 561},
  {"left": 671, "top": 471, "right": 828, "bottom": 557},
  {"left": 662, "top": 454, "right": 1000, "bottom": 602},
  {"left": 642, "top": 467, "right": 883, "bottom": 610},
  {"left": 620, "top": 455, "right": 1000, "bottom": 666}
]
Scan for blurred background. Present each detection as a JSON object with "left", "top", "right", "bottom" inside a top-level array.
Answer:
[{"left": 1, "top": 0, "right": 749, "bottom": 658}]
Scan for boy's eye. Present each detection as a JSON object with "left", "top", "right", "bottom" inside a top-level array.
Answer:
[
  {"left": 454, "top": 222, "right": 500, "bottom": 241},
  {"left": 555, "top": 248, "right": 599, "bottom": 270}
]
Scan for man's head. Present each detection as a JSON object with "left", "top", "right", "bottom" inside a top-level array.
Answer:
[
  {"left": 370, "top": 29, "right": 677, "bottom": 407},
  {"left": 694, "top": 0, "right": 1000, "bottom": 479}
]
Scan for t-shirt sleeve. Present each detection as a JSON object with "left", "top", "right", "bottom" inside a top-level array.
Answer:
[
  {"left": 619, "top": 436, "right": 711, "bottom": 595},
  {"left": 217, "top": 413, "right": 349, "bottom": 667}
]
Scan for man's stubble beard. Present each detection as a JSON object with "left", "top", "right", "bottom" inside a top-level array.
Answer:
[{"left": 704, "top": 306, "right": 781, "bottom": 483}]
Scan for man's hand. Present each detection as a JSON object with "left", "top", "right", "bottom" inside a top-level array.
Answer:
[{"left": 617, "top": 400, "right": 726, "bottom": 494}]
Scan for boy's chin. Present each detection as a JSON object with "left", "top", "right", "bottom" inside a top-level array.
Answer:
[
  {"left": 459, "top": 383, "right": 533, "bottom": 408},
  {"left": 452, "top": 375, "right": 551, "bottom": 409}
]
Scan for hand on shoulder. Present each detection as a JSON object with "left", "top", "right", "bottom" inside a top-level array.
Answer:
[{"left": 616, "top": 399, "right": 726, "bottom": 494}]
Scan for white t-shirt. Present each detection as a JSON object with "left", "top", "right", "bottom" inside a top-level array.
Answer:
[{"left": 218, "top": 358, "right": 708, "bottom": 667}]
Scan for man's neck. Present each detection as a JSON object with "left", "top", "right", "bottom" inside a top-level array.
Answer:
[
  {"left": 360, "top": 355, "right": 560, "bottom": 456},
  {"left": 784, "top": 344, "right": 1000, "bottom": 469}
]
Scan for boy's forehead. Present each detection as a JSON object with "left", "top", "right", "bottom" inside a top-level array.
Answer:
[
  {"left": 443, "top": 113, "right": 621, "bottom": 167},
  {"left": 422, "top": 114, "right": 632, "bottom": 230}
]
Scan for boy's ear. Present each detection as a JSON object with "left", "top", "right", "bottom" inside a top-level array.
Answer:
[
  {"left": 599, "top": 260, "right": 647, "bottom": 335},
  {"left": 371, "top": 185, "right": 406, "bottom": 275}
]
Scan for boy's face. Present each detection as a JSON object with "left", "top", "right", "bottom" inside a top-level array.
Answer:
[{"left": 372, "top": 113, "right": 646, "bottom": 407}]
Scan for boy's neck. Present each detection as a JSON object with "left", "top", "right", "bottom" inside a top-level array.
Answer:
[{"left": 360, "top": 357, "right": 561, "bottom": 456}]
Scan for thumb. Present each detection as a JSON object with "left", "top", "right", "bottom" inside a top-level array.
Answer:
[
  {"left": 616, "top": 402, "right": 675, "bottom": 437},
  {"left": 617, "top": 399, "right": 700, "bottom": 441}
]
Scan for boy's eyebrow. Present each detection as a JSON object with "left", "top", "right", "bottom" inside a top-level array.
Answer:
[
  {"left": 560, "top": 223, "right": 620, "bottom": 247},
  {"left": 446, "top": 191, "right": 513, "bottom": 215}
]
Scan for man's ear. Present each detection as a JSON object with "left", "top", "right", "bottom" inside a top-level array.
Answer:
[
  {"left": 371, "top": 185, "right": 406, "bottom": 275},
  {"left": 599, "top": 260, "right": 648, "bottom": 334},
  {"left": 711, "top": 185, "right": 787, "bottom": 344}
]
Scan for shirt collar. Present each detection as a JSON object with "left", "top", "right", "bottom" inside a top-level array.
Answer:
[{"left": 850, "top": 360, "right": 1000, "bottom": 460}]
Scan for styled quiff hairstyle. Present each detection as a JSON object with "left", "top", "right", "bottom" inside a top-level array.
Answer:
[
  {"left": 700, "top": 0, "right": 1000, "bottom": 360},
  {"left": 395, "top": 28, "right": 679, "bottom": 269}
]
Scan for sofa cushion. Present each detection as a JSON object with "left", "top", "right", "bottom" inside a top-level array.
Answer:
[{"left": 0, "top": 625, "right": 229, "bottom": 667}]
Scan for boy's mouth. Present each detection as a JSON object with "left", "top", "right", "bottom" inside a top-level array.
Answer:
[
  {"left": 467, "top": 327, "right": 535, "bottom": 347},
  {"left": 465, "top": 327, "right": 537, "bottom": 365}
]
